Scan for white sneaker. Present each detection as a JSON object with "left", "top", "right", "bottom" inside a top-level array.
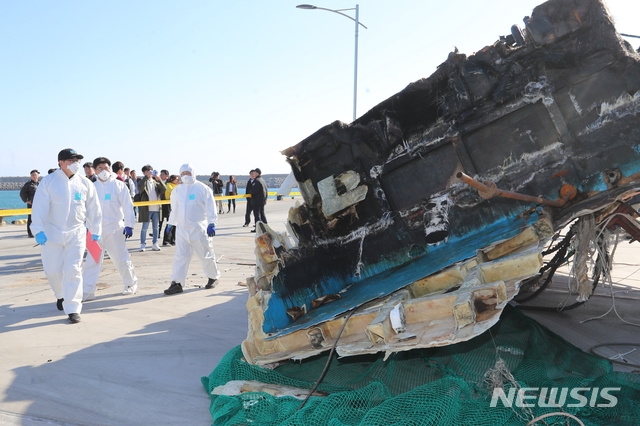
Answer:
[
  {"left": 152, "top": 243, "right": 161, "bottom": 251},
  {"left": 82, "top": 292, "right": 95, "bottom": 302},
  {"left": 140, "top": 243, "right": 146, "bottom": 252},
  {"left": 122, "top": 284, "right": 138, "bottom": 295}
]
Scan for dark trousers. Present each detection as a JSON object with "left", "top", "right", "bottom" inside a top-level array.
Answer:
[
  {"left": 244, "top": 200, "right": 253, "bottom": 225},
  {"left": 163, "top": 224, "right": 176, "bottom": 245},
  {"left": 252, "top": 203, "right": 267, "bottom": 225},
  {"left": 227, "top": 198, "right": 236, "bottom": 212},
  {"left": 158, "top": 204, "right": 170, "bottom": 237},
  {"left": 27, "top": 213, "right": 33, "bottom": 237},
  {"left": 161, "top": 204, "right": 172, "bottom": 244}
]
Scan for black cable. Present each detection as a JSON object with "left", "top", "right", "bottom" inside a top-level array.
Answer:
[
  {"left": 298, "top": 307, "right": 359, "bottom": 410},
  {"left": 514, "top": 228, "right": 574, "bottom": 304},
  {"left": 541, "top": 233, "right": 568, "bottom": 256},
  {"left": 517, "top": 234, "right": 608, "bottom": 312}
]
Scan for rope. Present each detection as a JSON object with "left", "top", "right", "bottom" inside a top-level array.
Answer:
[
  {"left": 485, "top": 330, "right": 535, "bottom": 423},
  {"left": 590, "top": 343, "right": 640, "bottom": 368},
  {"left": 486, "top": 330, "right": 585, "bottom": 425},
  {"left": 526, "top": 412, "right": 585, "bottom": 426},
  {"left": 515, "top": 213, "right": 619, "bottom": 311},
  {"left": 519, "top": 211, "right": 640, "bottom": 324},
  {"left": 518, "top": 234, "right": 606, "bottom": 312},
  {"left": 579, "top": 215, "right": 640, "bottom": 327}
]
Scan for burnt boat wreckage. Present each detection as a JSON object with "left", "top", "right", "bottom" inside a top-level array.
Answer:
[{"left": 242, "top": 0, "right": 640, "bottom": 366}]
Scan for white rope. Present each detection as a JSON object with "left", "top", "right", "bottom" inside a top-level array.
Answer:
[
  {"left": 484, "top": 330, "right": 535, "bottom": 423},
  {"left": 609, "top": 348, "right": 637, "bottom": 362},
  {"left": 526, "top": 412, "right": 585, "bottom": 426},
  {"left": 579, "top": 213, "right": 640, "bottom": 327}
]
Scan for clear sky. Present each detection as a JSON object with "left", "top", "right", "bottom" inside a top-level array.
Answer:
[{"left": 1, "top": 0, "right": 638, "bottom": 177}]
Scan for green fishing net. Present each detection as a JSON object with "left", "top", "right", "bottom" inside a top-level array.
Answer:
[{"left": 202, "top": 307, "right": 640, "bottom": 425}]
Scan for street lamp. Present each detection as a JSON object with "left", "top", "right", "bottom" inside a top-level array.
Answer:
[{"left": 296, "top": 4, "right": 368, "bottom": 122}]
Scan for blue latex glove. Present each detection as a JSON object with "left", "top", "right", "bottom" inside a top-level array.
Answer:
[
  {"left": 123, "top": 226, "right": 133, "bottom": 239},
  {"left": 91, "top": 234, "right": 101, "bottom": 242},
  {"left": 207, "top": 223, "right": 216, "bottom": 237},
  {"left": 165, "top": 224, "right": 173, "bottom": 234},
  {"left": 35, "top": 232, "right": 47, "bottom": 245}
]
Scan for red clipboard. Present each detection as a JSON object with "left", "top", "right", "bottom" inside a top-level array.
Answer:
[{"left": 86, "top": 230, "right": 102, "bottom": 263}]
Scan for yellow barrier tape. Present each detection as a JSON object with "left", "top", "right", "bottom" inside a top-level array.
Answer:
[
  {"left": 0, "top": 208, "right": 32, "bottom": 216},
  {"left": 0, "top": 192, "right": 302, "bottom": 217}
]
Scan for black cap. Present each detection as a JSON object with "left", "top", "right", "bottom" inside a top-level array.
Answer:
[
  {"left": 30, "top": 169, "right": 39, "bottom": 174},
  {"left": 58, "top": 148, "right": 84, "bottom": 161}
]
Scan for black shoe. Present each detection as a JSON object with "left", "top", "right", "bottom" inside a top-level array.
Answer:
[
  {"left": 164, "top": 281, "right": 183, "bottom": 295},
  {"left": 205, "top": 278, "right": 218, "bottom": 289},
  {"left": 250, "top": 228, "right": 256, "bottom": 233},
  {"left": 68, "top": 313, "right": 81, "bottom": 324},
  {"left": 242, "top": 224, "right": 249, "bottom": 227},
  {"left": 28, "top": 235, "right": 34, "bottom": 238},
  {"left": 56, "top": 298, "right": 64, "bottom": 311}
]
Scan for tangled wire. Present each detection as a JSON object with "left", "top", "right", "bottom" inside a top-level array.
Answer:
[{"left": 515, "top": 216, "right": 608, "bottom": 311}]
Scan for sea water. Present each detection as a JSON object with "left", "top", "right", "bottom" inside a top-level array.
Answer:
[{"left": 0, "top": 190, "right": 27, "bottom": 222}]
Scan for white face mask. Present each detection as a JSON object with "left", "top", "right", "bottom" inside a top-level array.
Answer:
[
  {"left": 181, "top": 175, "right": 194, "bottom": 184},
  {"left": 67, "top": 161, "right": 81, "bottom": 174},
  {"left": 98, "top": 170, "right": 111, "bottom": 181}
]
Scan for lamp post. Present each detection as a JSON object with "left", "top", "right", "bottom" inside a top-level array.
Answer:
[{"left": 296, "top": 4, "right": 367, "bottom": 122}]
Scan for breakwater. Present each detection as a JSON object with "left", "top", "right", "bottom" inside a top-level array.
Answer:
[{"left": 0, "top": 182, "right": 23, "bottom": 190}]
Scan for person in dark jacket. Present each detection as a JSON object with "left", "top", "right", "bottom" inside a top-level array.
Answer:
[
  {"left": 83, "top": 162, "right": 97, "bottom": 182},
  {"left": 225, "top": 175, "right": 238, "bottom": 213},
  {"left": 209, "top": 172, "right": 225, "bottom": 214},
  {"left": 249, "top": 168, "right": 268, "bottom": 232},
  {"left": 243, "top": 169, "right": 255, "bottom": 227},
  {"left": 137, "top": 165, "right": 166, "bottom": 251},
  {"left": 19, "top": 169, "right": 40, "bottom": 238}
]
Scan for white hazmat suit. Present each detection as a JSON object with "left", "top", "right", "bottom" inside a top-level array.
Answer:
[
  {"left": 83, "top": 173, "right": 138, "bottom": 296},
  {"left": 30, "top": 169, "right": 102, "bottom": 314},
  {"left": 168, "top": 164, "right": 220, "bottom": 285}
]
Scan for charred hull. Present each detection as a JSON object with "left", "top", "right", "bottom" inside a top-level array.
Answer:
[{"left": 243, "top": 0, "right": 640, "bottom": 365}]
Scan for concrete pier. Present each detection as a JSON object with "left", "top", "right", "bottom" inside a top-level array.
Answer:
[{"left": 1, "top": 197, "right": 639, "bottom": 425}]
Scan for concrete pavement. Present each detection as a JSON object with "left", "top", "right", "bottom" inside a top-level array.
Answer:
[{"left": 0, "top": 198, "right": 296, "bottom": 426}]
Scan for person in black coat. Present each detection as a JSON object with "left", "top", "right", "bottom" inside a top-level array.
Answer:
[
  {"left": 225, "top": 175, "right": 238, "bottom": 213},
  {"left": 243, "top": 170, "right": 255, "bottom": 227},
  {"left": 209, "top": 172, "right": 225, "bottom": 214},
  {"left": 249, "top": 168, "right": 268, "bottom": 232},
  {"left": 19, "top": 169, "right": 40, "bottom": 238}
]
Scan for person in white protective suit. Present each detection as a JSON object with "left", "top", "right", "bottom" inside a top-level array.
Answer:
[
  {"left": 82, "top": 157, "right": 139, "bottom": 301},
  {"left": 30, "top": 148, "right": 102, "bottom": 324},
  {"left": 163, "top": 163, "right": 221, "bottom": 295}
]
